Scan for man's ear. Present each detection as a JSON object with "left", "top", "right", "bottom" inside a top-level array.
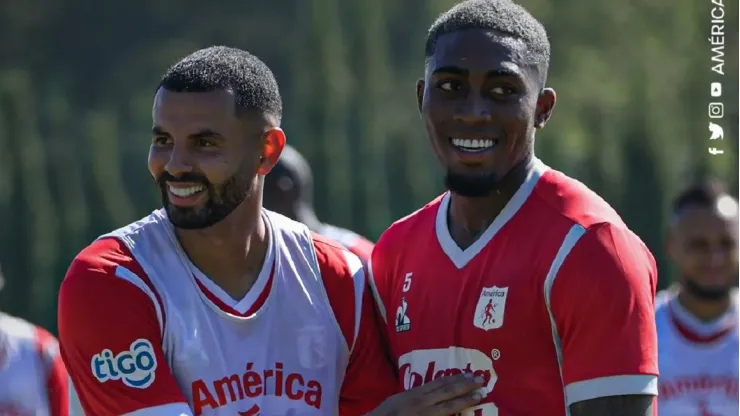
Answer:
[
  {"left": 534, "top": 88, "right": 556, "bottom": 129},
  {"left": 257, "top": 127, "right": 286, "bottom": 175},
  {"left": 416, "top": 79, "right": 425, "bottom": 113}
]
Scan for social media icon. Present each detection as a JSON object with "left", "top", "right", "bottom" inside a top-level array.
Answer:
[
  {"left": 709, "top": 122, "right": 724, "bottom": 140},
  {"left": 711, "top": 82, "right": 722, "bottom": 97},
  {"left": 708, "top": 103, "right": 724, "bottom": 119},
  {"left": 709, "top": 147, "right": 724, "bottom": 155}
]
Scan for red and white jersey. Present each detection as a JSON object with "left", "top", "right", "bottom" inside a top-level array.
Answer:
[
  {"left": 656, "top": 290, "right": 738, "bottom": 415},
  {"left": 316, "top": 224, "right": 374, "bottom": 265},
  {"left": 59, "top": 209, "right": 397, "bottom": 416},
  {"left": 369, "top": 159, "right": 659, "bottom": 415},
  {"left": 0, "top": 314, "right": 68, "bottom": 416}
]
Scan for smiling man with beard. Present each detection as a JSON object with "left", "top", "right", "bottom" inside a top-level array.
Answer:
[
  {"left": 368, "top": 0, "right": 660, "bottom": 415},
  {"left": 56, "top": 46, "right": 486, "bottom": 416},
  {"left": 656, "top": 180, "right": 739, "bottom": 415}
]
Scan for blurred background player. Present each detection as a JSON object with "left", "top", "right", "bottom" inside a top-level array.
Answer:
[
  {"left": 0, "top": 264, "right": 68, "bottom": 416},
  {"left": 657, "top": 179, "right": 739, "bottom": 415},
  {"left": 264, "top": 144, "right": 375, "bottom": 264}
]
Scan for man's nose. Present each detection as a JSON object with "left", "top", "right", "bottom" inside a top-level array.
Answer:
[
  {"left": 453, "top": 95, "right": 493, "bottom": 123},
  {"left": 164, "top": 145, "right": 194, "bottom": 177}
]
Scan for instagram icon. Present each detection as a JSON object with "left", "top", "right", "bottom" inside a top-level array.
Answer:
[{"left": 708, "top": 103, "right": 724, "bottom": 119}]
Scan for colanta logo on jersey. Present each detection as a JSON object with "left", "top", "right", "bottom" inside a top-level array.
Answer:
[
  {"left": 398, "top": 347, "right": 498, "bottom": 395},
  {"left": 191, "top": 361, "right": 323, "bottom": 415},
  {"left": 395, "top": 297, "right": 411, "bottom": 332},
  {"left": 91, "top": 338, "right": 157, "bottom": 389},
  {"left": 473, "top": 286, "right": 508, "bottom": 331}
]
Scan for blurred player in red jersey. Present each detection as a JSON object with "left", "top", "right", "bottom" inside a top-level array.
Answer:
[
  {"left": 58, "top": 46, "right": 483, "bottom": 416},
  {"left": 0, "top": 265, "right": 68, "bottom": 416},
  {"left": 657, "top": 180, "right": 738, "bottom": 415},
  {"left": 367, "top": 0, "right": 660, "bottom": 415},
  {"left": 263, "top": 144, "right": 375, "bottom": 264}
]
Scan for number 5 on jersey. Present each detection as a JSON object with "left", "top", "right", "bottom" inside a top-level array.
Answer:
[
  {"left": 402, "top": 273, "right": 412, "bottom": 292},
  {"left": 396, "top": 273, "right": 413, "bottom": 333}
]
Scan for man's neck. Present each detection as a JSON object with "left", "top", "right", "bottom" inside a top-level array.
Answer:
[
  {"left": 175, "top": 198, "right": 268, "bottom": 301},
  {"left": 677, "top": 288, "right": 732, "bottom": 322},
  {"left": 448, "top": 154, "right": 535, "bottom": 249}
]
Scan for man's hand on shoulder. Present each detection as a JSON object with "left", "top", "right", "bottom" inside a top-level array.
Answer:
[
  {"left": 570, "top": 395, "right": 654, "bottom": 416},
  {"left": 366, "top": 374, "right": 485, "bottom": 416}
]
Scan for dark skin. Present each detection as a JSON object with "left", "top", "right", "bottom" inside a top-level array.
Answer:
[
  {"left": 417, "top": 29, "right": 554, "bottom": 248},
  {"left": 667, "top": 201, "right": 738, "bottom": 320},
  {"left": 148, "top": 88, "right": 285, "bottom": 300},
  {"left": 417, "top": 28, "right": 654, "bottom": 415}
]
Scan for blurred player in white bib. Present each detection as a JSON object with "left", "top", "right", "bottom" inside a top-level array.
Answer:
[
  {"left": 657, "top": 179, "right": 739, "bottom": 415},
  {"left": 0, "top": 265, "right": 68, "bottom": 416}
]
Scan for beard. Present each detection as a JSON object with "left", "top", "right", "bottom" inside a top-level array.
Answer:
[
  {"left": 157, "top": 169, "right": 253, "bottom": 230},
  {"left": 682, "top": 278, "right": 732, "bottom": 301},
  {"left": 444, "top": 170, "right": 500, "bottom": 198}
]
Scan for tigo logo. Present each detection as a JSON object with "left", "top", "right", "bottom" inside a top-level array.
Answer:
[{"left": 91, "top": 338, "right": 158, "bottom": 389}]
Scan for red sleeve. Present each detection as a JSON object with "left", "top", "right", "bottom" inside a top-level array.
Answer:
[
  {"left": 58, "top": 238, "right": 192, "bottom": 416},
  {"left": 34, "top": 327, "right": 69, "bottom": 416},
  {"left": 548, "top": 222, "right": 659, "bottom": 406},
  {"left": 313, "top": 234, "right": 398, "bottom": 416}
]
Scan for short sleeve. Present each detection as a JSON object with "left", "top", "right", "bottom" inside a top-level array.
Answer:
[
  {"left": 547, "top": 223, "right": 659, "bottom": 405},
  {"left": 313, "top": 235, "right": 398, "bottom": 415},
  {"left": 58, "top": 238, "right": 192, "bottom": 416}
]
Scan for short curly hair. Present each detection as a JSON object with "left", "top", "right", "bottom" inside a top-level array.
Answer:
[
  {"left": 158, "top": 46, "right": 282, "bottom": 122},
  {"left": 425, "top": 0, "right": 550, "bottom": 84}
]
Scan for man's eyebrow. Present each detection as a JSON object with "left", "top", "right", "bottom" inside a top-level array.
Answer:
[
  {"left": 189, "top": 129, "right": 224, "bottom": 140},
  {"left": 430, "top": 67, "right": 522, "bottom": 78},
  {"left": 152, "top": 126, "right": 168, "bottom": 136},
  {"left": 151, "top": 127, "right": 225, "bottom": 140},
  {"left": 431, "top": 66, "right": 468, "bottom": 76},
  {"left": 486, "top": 68, "right": 521, "bottom": 78}
]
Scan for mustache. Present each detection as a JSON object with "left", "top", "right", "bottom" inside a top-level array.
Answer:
[{"left": 157, "top": 172, "right": 210, "bottom": 186}]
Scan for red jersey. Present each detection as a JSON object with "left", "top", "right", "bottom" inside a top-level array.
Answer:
[
  {"left": 59, "top": 210, "right": 396, "bottom": 416},
  {"left": 368, "top": 160, "right": 659, "bottom": 415}
]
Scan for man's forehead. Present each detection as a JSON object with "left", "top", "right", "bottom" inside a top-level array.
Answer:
[
  {"left": 153, "top": 89, "right": 236, "bottom": 117},
  {"left": 675, "top": 205, "right": 739, "bottom": 234},
  {"left": 429, "top": 28, "right": 529, "bottom": 71}
]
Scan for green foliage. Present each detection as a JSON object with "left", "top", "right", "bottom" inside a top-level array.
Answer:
[{"left": 0, "top": 0, "right": 736, "bottom": 332}]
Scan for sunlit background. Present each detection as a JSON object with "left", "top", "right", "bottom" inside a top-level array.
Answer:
[{"left": 0, "top": 0, "right": 737, "bottom": 333}]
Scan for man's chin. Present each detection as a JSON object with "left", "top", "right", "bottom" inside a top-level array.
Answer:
[
  {"left": 164, "top": 205, "right": 216, "bottom": 230},
  {"left": 684, "top": 279, "right": 733, "bottom": 301},
  {"left": 444, "top": 171, "right": 499, "bottom": 198}
]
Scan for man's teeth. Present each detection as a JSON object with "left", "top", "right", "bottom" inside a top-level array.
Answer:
[
  {"left": 168, "top": 185, "right": 204, "bottom": 197},
  {"left": 450, "top": 138, "right": 497, "bottom": 152}
]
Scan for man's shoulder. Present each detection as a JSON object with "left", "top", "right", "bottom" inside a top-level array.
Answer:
[
  {"left": 62, "top": 235, "right": 158, "bottom": 313},
  {"left": 534, "top": 169, "right": 624, "bottom": 229},
  {"left": 376, "top": 194, "right": 444, "bottom": 251},
  {"left": 311, "top": 233, "right": 363, "bottom": 282},
  {"left": 67, "top": 237, "right": 136, "bottom": 281},
  {"left": 316, "top": 223, "right": 374, "bottom": 262},
  {"left": 0, "top": 314, "right": 43, "bottom": 346}
]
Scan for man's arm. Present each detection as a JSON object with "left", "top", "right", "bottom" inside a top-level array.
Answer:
[
  {"left": 547, "top": 223, "right": 659, "bottom": 415},
  {"left": 313, "top": 235, "right": 399, "bottom": 415},
  {"left": 58, "top": 238, "right": 192, "bottom": 416},
  {"left": 570, "top": 395, "right": 654, "bottom": 416}
]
